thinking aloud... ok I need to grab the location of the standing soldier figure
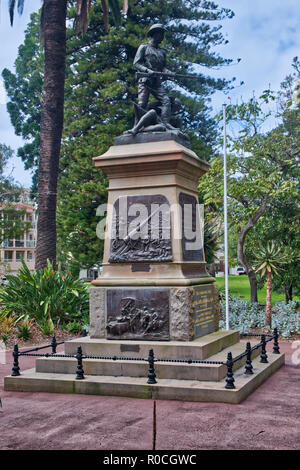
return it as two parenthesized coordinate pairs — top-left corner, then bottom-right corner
(133, 24), (175, 127)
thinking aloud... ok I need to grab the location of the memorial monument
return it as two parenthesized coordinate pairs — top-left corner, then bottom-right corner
(4, 24), (284, 403)
(89, 23), (219, 343)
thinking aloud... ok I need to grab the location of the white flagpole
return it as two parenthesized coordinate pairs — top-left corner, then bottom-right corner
(223, 103), (230, 330)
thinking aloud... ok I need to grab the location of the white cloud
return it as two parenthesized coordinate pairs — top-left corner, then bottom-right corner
(210, 0), (300, 112)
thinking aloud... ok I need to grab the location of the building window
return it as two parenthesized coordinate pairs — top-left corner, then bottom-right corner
(4, 251), (13, 262)
(27, 252), (34, 262)
(16, 251), (25, 262)
(26, 233), (35, 248)
(15, 239), (25, 248)
(3, 239), (14, 248)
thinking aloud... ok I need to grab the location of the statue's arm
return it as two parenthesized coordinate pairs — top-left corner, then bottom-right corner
(134, 45), (152, 73)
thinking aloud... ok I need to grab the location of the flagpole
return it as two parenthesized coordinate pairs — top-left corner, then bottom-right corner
(223, 103), (230, 331)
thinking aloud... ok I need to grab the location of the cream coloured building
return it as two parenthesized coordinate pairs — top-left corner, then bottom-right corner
(0, 201), (37, 275)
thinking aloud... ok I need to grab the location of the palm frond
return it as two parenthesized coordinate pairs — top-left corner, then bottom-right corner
(8, 0), (16, 26)
(8, 0), (25, 26)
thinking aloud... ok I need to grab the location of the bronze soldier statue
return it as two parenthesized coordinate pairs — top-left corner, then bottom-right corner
(133, 23), (175, 127)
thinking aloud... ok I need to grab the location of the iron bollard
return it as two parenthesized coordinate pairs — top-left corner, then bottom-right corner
(75, 346), (85, 380)
(273, 328), (280, 354)
(225, 352), (235, 389)
(244, 342), (253, 375)
(11, 344), (20, 376)
(147, 349), (157, 384)
(260, 334), (268, 363)
(51, 335), (57, 354)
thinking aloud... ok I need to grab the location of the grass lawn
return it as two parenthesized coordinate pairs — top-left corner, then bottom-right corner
(215, 275), (294, 305)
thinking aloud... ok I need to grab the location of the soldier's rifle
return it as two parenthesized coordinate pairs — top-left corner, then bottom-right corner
(136, 71), (201, 80)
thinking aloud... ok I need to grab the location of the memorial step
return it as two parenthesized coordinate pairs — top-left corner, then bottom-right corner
(64, 330), (240, 360)
(4, 353), (285, 404)
(35, 341), (262, 382)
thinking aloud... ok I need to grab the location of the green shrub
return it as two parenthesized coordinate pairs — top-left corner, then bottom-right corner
(39, 318), (55, 336)
(67, 320), (83, 335)
(0, 260), (89, 329)
(1, 333), (9, 343)
(17, 316), (33, 340)
(219, 296), (299, 337)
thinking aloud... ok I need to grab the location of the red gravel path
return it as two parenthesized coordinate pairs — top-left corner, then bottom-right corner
(0, 341), (299, 450)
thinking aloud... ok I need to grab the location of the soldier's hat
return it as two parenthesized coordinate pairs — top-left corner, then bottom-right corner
(147, 24), (166, 37)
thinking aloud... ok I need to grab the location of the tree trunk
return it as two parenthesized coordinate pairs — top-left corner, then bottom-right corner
(266, 270), (272, 327)
(284, 283), (293, 303)
(237, 195), (268, 303)
(35, 0), (67, 269)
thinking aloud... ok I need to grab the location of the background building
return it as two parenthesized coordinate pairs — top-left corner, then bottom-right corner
(0, 189), (37, 275)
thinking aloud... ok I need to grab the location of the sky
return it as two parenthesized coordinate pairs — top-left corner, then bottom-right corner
(0, 0), (299, 188)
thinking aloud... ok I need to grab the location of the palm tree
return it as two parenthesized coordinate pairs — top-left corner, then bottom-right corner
(9, 0), (126, 269)
(254, 241), (286, 327)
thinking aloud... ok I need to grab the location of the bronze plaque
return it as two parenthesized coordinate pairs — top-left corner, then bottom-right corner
(193, 285), (215, 338)
(179, 192), (204, 262)
(109, 195), (172, 263)
(106, 288), (170, 340)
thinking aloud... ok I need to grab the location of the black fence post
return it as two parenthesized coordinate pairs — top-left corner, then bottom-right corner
(273, 328), (280, 354)
(75, 346), (85, 380)
(147, 349), (157, 384)
(260, 334), (268, 363)
(225, 352), (235, 389)
(244, 342), (253, 375)
(51, 335), (57, 354)
(11, 344), (20, 376)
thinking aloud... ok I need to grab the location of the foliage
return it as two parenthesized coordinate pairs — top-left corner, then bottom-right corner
(66, 320), (84, 334)
(0, 260), (89, 328)
(17, 316), (33, 340)
(203, 219), (221, 265)
(272, 301), (300, 337)
(199, 59), (300, 302)
(38, 318), (55, 336)
(3, 1), (235, 268)
(253, 240), (288, 325)
(219, 296), (299, 337)
(254, 241), (286, 278)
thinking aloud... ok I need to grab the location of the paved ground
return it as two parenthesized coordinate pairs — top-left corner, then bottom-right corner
(0, 340), (299, 450)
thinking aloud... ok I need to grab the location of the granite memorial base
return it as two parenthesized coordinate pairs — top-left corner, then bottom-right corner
(90, 284), (219, 342)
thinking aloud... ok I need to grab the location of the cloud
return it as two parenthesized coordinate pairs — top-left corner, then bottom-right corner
(210, 0), (300, 113)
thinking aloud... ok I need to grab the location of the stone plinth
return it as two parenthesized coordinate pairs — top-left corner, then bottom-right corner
(92, 135), (217, 340)
(89, 284), (219, 341)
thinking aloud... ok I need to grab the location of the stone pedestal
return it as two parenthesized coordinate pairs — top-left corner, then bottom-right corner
(91, 135), (218, 341)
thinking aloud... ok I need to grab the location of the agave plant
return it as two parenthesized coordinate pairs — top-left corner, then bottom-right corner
(0, 260), (89, 333)
(253, 241), (287, 326)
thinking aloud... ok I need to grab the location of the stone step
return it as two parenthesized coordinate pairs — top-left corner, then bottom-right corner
(4, 353), (285, 404)
(64, 330), (240, 360)
(35, 341), (262, 382)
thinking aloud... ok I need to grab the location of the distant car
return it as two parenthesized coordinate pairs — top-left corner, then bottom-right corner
(236, 267), (246, 275)
(0, 276), (8, 286)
